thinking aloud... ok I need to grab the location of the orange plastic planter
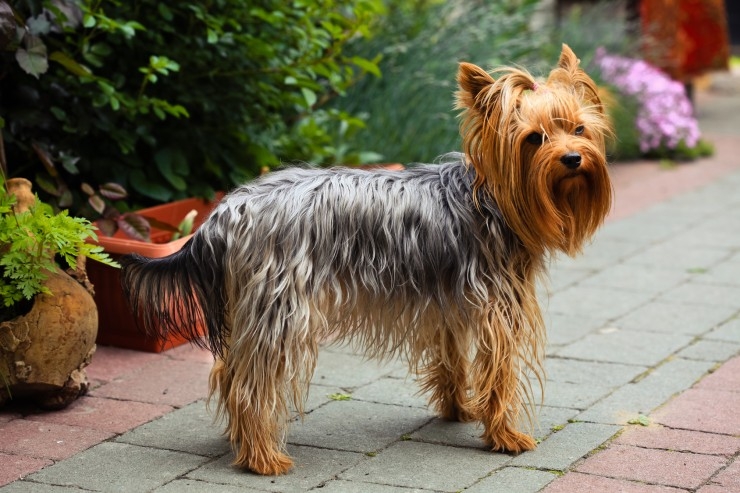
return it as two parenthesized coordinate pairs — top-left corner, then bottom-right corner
(87, 194), (223, 352)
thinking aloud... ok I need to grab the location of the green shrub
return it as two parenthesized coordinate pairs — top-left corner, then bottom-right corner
(332, 0), (546, 164)
(1, 0), (383, 215)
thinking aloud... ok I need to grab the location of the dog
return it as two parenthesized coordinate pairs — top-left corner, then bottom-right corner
(120, 44), (612, 475)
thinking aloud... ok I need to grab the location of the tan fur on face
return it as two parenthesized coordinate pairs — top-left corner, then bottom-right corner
(457, 44), (612, 257)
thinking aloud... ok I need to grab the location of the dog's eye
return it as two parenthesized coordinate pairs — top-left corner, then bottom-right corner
(574, 125), (585, 136)
(525, 132), (543, 146)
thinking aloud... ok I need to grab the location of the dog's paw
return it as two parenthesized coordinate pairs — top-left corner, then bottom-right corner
(485, 429), (537, 454)
(236, 452), (294, 475)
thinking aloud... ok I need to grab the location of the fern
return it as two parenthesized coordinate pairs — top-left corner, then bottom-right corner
(0, 178), (119, 315)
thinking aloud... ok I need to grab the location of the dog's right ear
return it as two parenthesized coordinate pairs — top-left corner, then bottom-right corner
(456, 62), (496, 110)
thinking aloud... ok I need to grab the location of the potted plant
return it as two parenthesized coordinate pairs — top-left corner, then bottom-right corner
(0, 165), (118, 409)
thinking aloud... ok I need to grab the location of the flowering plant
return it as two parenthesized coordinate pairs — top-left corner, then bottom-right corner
(594, 48), (709, 159)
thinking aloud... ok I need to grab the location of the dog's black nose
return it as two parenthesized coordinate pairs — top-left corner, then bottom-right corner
(560, 152), (582, 169)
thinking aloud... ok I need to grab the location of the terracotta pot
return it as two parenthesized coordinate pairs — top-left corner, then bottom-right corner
(0, 269), (98, 409)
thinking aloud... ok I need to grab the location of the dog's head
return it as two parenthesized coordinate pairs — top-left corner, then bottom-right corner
(457, 44), (612, 256)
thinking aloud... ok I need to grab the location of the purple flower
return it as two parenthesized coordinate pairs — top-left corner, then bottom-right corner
(594, 48), (701, 154)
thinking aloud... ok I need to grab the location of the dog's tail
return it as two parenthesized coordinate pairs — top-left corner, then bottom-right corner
(120, 233), (228, 356)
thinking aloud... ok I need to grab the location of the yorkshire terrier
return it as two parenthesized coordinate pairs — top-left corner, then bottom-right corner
(121, 44), (612, 475)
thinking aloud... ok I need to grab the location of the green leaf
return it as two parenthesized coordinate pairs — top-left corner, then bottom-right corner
(327, 393), (351, 401)
(301, 87), (317, 108)
(15, 35), (48, 78)
(627, 414), (651, 427)
(82, 13), (96, 28)
(154, 148), (188, 191)
(49, 51), (92, 77)
(350, 55), (381, 78)
(129, 170), (173, 202)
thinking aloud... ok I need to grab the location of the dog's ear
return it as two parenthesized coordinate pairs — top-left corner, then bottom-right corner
(549, 43), (603, 112)
(456, 62), (496, 110)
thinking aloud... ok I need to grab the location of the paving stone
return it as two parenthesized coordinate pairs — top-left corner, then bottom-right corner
(555, 327), (692, 366)
(509, 422), (620, 471)
(696, 355), (740, 391)
(302, 383), (345, 414)
(311, 351), (400, 388)
(23, 396), (173, 434)
(464, 467), (556, 493)
(339, 441), (509, 492)
(85, 345), (164, 385)
(288, 400), (433, 453)
(116, 401), (230, 457)
(616, 425), (740, 456)
(0, 453), (52, 487)
(317, 479), (433, 493)
(546, 285), (651, 320)
(654, 388), (740, 435)
(575, 444), (727, 489)
(545, 266), (594, 292)
(614, 301), (737, 336)
(543, 471), (687, 493)
(577, 358), (715, 424)
(153, 479), (264, 493)
(534, 406), (580, 440)
(706, 317), (740, 343)
(351, 377), (429, 409)
(544, 312), (610, 347)
(187, 444), (364, 493)
(578, 262), (689, 294)
(545, 358), (647, 388)
(698, 258), (740, 285)
(0, 420), (113, 461)
(622, 242), (730, 271)
(162, 344), (216, 364)
(698, 459), (740, 493)
(539, 380), (614, 410)
(0, 412), (20, 425)
(27, 442), (209, 492)
(551, 237), (644, 270)
(0, 482), (88, 492)
(678, 339), (740, 362)
(91, 358), (211, 407)
(659, 281), (740, 308)
(410, 418), (485, 449)
(597, 212), (687, 244)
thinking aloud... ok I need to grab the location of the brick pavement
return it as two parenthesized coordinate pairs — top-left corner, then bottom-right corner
(1, 73), (739, 491)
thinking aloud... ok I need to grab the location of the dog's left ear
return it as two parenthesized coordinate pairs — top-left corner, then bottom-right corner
(550, 44), (603, 112)
(456, 62), (496, 111)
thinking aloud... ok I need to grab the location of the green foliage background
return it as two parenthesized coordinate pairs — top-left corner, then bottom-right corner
(1, 0), (383, 214)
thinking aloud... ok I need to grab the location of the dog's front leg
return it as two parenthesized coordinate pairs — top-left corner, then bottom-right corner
(468, 313), (537, 454)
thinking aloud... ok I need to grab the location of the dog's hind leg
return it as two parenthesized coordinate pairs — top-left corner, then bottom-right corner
(417, 321), (473, 422)
(209, 348), (294, 475)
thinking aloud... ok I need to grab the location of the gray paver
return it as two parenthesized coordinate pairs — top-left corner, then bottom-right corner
(153, 479), (264, 493)
(311, 351), (402, 388)
(317, 480), (433, 492)
(288, 400), (433, 453)
(622, 242), (730, 271)
(555, 326), (693, 366)
(116, 401), (230, 457)
(0, 483), (86, 493)
(659, 282), (740, 308)
(545, 358), (647, 388)
(187, 444), (364, 493)
(339, 441), (509, 492)
(578, 262), (689, 294)
(545, 312), (610, 347)
(706, 317), (740, 343)
(614, 300), (737, 335)
(351, 377), (429, 409)
(677, 339), (740, 362)
(26, 442), (209, 492)
(577, 357), (716, 424)
(465, 467), (557, 493)
(546, 285), (652, 320)
(509, 422), (620, 471)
